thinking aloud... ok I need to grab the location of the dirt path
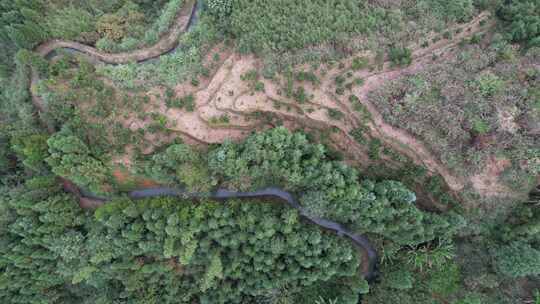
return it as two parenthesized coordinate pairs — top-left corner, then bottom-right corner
(30, 6), (494, 200)
(30, 0), (196, 117)
(36, 0), (196, 64)
(177, 12), (492, 193)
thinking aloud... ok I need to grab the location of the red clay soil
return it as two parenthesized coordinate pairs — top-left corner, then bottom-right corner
(30, 7), (514, 206)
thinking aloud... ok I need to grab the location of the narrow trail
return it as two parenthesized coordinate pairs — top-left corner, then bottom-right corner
(28, 0), (379, 286)
(81, 187), (379, 281)
(36, 0), (197, 64)
(30, 0), (197, 116)
(28, 2), (498, 291)
(343, 12), (493, 192)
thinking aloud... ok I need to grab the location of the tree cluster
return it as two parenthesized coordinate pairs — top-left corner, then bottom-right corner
(208, 127), (464, 246)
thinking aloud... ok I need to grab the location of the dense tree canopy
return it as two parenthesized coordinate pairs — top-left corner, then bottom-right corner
(208, 127), (464, 246)
(0, 0), (538, 303)
(46, 132), (110, 194)
(227, 0), (379, 53)
(0, 170), (365, 303)
(498, 0), (540, 45)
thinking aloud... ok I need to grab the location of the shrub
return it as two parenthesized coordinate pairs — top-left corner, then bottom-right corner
(47, 7), (96, 40)
(368, 138), (382, 160)
(293, 86), (308, 103)
(327, 108), (344, 120)
(385, 269), (414, 290)
(492, 241), (540, 278)
(497, 0), (540, 44)
(296, 71), (319, 84)
(183, 94), (195, 111)
(351, 57), (369, 70)
(475, 72), (503, 97)
(389, 46), (412, 66)
(207, 0), (233, 19)
(472, 118), (490, 135)
(254, 81), (265, 92)
(46, 132), (109, 194)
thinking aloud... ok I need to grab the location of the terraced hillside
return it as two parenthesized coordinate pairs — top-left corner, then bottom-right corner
(1, 0), (539, 303)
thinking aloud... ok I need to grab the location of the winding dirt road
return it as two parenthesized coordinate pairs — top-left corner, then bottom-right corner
(30, 1), (493, 199)
(26, 2), (504, 291)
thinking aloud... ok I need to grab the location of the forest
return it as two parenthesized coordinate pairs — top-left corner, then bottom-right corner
(0, 0), (539, 303)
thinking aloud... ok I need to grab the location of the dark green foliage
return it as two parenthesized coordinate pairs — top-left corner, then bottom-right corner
(365, 240), (463, 304)
(296, 71), (319, 84)
(491, 241), (540, 278)
(368, 138), (382, 160)
(350, 127), (368, 145)
(46, 131), (110, 194)
(293, 86), (308, 103)
(0, 176), (87, 303)
(146, 144), (213, 191)
(10, 133), (49, 171)
(327, 108), (344, 120)
(498, 0), (540, 45)
(207, 0), (233, 19)
(292, 274), (366, 304)
(208, 127), (462, 246)
(0, 166), (362, 303)
(385, 269), (414, 290)
(91, 197), (361, 303)
(389, 46), (412, 66)
(428, 0), (474, 22)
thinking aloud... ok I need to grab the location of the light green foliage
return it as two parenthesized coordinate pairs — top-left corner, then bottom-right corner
(146, 144), (213, 191)
(200, 253), (223, 292)
(472, 118), (490, 135)
(475, 72), (503, 97)
(10, 133), (49, 171)
(144, 0), (184, 45)
(229, 0), (378, 53)
(46, 132), (109, 194)
(351, 57), (369, 71)
(100, 14), (218, 87)
(47, 7), (96, 40)
(315, 297), (338, 304)
(299, 191), (329, 218)
(15, 49), (48, 75)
